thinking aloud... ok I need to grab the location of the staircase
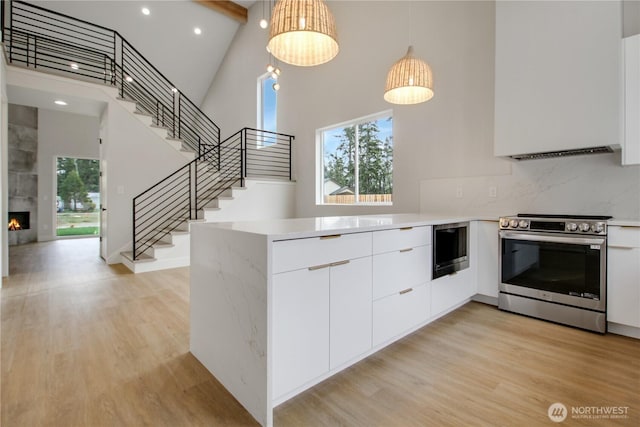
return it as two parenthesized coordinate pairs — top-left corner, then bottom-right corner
(2, 0), (294, 272)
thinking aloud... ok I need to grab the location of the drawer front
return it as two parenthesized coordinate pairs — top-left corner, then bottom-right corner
(608, 226), (640, 248)
(372, 245), (431, 300)
(372, 226), (431, 254)
(373, 283), (430, 347)
(272, 232), (372, 274)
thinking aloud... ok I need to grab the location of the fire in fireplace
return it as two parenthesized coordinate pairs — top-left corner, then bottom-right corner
(8, 212), (30, 231)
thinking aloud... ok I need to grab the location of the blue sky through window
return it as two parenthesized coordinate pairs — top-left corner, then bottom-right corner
(262, 76), (277, 134)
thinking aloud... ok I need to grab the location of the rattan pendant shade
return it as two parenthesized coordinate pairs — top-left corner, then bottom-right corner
(384, 46), (434, 105)
(267, 0), (339, 67)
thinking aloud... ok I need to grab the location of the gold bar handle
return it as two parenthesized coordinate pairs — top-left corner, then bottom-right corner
(308, 263), (331, 271)
(330, 260), (350, 267)
(399, 288), (413, 295)
(399, 227), (413, 231)
(399, 248), (413, 253)
(320, 234), (342, 240)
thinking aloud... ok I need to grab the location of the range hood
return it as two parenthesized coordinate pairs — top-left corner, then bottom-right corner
(508, 146), (615, 161)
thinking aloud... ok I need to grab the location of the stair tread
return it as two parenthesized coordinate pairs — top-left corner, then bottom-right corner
(116, 97), (137, 104)
(153, 242), (175, 249)
(134, 110), (152, 117)
(159, 228), (189, 235)
(121, 251), (155, 263)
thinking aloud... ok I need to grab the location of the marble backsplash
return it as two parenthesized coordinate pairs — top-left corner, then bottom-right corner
(420, 151), (640, 220)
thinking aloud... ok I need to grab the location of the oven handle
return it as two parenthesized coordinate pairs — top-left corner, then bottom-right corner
(499, 231), (606, 246)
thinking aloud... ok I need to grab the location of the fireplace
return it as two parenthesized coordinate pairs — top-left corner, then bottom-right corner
(8, 211), (30, 231)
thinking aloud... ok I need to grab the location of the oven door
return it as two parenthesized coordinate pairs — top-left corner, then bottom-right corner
(499, 231), (606, 311)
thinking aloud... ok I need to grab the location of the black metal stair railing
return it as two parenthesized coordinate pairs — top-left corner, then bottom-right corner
(1, 1), (294, 261)
(1, 0), (221, 154)
(132, 128), (294, 260)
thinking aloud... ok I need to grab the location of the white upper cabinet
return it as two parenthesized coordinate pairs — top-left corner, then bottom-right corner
(494, 1), (622, 157)
(623, 34), (640, 165)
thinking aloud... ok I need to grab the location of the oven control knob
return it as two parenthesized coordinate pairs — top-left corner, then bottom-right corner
(509, 219), (519, 228)
(591, 222), (605, 233)
(579, 223), (591, 232)
(566, 222), (578, 232)
(518, 220), (529, 229)
(500, 218), (510, 228)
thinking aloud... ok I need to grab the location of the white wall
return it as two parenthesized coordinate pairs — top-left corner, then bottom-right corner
(203, 0), (640, 221)
(37, 109), (100, 241)
(101, 100), (189, 263)
(202, 1), (503, 217)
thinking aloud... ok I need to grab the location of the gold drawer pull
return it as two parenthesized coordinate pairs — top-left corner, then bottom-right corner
(320, 234), (342, 240)
(399, 248), (413, 253)
(330, 260), (350, 267)
(399, 288), (413, 295)
(308, 263), (331, 271)
(399, 227), (413, 231)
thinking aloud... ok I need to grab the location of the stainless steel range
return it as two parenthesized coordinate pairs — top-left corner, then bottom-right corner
(498, 214), (612, 333)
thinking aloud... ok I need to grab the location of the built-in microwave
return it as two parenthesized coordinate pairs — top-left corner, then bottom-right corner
(432, 222), (470, 279)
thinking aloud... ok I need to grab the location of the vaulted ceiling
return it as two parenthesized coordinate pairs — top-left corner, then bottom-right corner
(26, 0), (256, 106)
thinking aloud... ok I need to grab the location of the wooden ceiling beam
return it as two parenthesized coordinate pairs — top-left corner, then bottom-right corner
(194, 0), (248, 24)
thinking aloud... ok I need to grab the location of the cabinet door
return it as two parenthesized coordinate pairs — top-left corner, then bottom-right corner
(476, 221), (499, 298)
(431, 268), (475, 317)
(272, 267), (330, 399)
(373, 245), (430, 299)
(330, 257), (372, 369)
(607, 248), (640, 327)
(373, 283), (430, 347)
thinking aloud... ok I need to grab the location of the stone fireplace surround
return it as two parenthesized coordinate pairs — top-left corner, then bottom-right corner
(8, 104), (38, 246)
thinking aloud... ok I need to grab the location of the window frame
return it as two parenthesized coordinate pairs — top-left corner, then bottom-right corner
(257, 72), (277, 147)
(316, 110), (394, 206)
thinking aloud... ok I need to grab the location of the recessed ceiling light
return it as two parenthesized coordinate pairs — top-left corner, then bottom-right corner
(141, 7), (150, 16)
(125, 76), (134, 83)
(54, 100), (68, 106)
(70, 62), (79, 70)
(194, 27), (202, 35)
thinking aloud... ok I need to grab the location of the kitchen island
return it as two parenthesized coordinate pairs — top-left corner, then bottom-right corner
(190, 214), (482, 427)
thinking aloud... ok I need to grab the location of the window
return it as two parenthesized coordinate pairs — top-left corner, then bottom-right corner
(257, 73), (277, 135)
(318, 111), (393, 205)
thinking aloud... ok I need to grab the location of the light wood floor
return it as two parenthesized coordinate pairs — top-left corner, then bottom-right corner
(2, 239), (639, 426)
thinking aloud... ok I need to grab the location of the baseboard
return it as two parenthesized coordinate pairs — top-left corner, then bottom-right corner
(472, 294), (498, 306)
(607, 322), (640, 339)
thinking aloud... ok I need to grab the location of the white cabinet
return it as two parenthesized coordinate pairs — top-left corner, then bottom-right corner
(607, 226), (640, 328)
(372, 245), (430, 300)
(373, 283), (430, 347)
(431, 267), (476, 317)
(372, 226), (431, 253)
(371, 226), (431, 347)
(272, 232), (371, 274)
(494, 1), (621, 157)
(330, 257), (372, 369)
(272, 233), (373, 398)
(624, 35), (640, 165)
(272, 267), (330, 399)
(476, 220), (499, 299)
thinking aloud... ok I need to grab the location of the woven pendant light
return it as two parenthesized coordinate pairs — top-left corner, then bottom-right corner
(384, 46), (434, 105)
(267, 0), (339, 67)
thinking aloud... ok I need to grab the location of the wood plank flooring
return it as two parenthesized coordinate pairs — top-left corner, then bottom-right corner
(2, 238), (639, 426)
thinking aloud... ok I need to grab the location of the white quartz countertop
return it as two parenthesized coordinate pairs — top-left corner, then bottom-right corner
(609, 219), (640, 227)
(195, 214), (492, 241)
